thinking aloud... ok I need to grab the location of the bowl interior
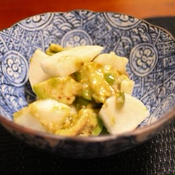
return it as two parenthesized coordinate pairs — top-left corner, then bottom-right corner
(0, 10), (175, 128)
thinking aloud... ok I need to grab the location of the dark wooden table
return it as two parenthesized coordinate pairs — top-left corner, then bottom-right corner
(0, 0), (174, 30)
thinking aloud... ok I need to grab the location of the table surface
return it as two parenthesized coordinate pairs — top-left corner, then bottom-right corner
(0, 0), (175, 30)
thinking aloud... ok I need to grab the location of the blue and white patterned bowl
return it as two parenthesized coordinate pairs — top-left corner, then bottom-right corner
(0, 10), (175, 158)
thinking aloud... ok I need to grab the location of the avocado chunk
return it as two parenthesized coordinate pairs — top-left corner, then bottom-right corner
(33, 76), (82, 105)
(55, 108), (102, 136)
(79, 62), (115, 103)
(46, 43), (64, 55)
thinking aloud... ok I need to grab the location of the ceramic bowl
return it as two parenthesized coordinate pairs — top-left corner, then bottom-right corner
(0, 10), (175, 158)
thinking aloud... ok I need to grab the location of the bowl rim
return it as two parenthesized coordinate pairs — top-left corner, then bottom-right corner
(0, 9), (175, 142)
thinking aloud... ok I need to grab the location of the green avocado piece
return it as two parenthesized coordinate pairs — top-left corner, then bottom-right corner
(79, 62), (115, 103)
(78, 108), (103, 136)
(46, 43), (64, 55)
(33, 76), (82, 105)
(55, 108), (103, 136)
(92, 117), (103, 136)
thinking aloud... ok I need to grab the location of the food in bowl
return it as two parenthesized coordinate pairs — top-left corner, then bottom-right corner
(13, 44), (149, 136)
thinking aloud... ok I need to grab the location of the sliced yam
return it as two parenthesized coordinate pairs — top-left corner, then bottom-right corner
(13, 99), (77, 135)
(29, 99), (71, 134)
(99, 93), (149, 135)
(120, 79), (135, 94)
(13, 107), (46, 132)
(41, 45), (103, 77)
(28, 49), (51, 86)
(94, 52), (128, 74)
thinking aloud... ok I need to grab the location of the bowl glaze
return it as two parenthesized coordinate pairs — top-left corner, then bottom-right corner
(0, 10), (175, 158)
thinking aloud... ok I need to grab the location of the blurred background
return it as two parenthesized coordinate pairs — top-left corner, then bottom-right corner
(0, 0), (174, 30)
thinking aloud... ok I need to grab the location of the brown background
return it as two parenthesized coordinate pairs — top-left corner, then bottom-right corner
(0, 0), (174, 30)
